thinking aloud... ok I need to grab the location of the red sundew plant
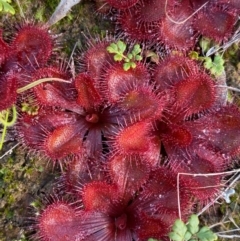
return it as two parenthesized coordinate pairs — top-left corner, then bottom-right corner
(0, 24), (53, 111)
(17, 39), (167, 160)
(1, 1), (240, 240)
(109, 0), (240, 50)
(19, 38), (240, 240)
(13, 32), (240, 240)
(35, 167), (192, 241)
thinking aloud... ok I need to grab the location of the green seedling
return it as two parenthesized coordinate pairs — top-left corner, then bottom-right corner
(148, 214), (218, 241)
(203, 55), (224, 77)
(168, 214), (218, 241)
(189, 51), (225, 77)
(0, 0), (15, 14)
(106, 40), (143, 71)
(21, 97), (39, 116)
(189, 37), (225, 77)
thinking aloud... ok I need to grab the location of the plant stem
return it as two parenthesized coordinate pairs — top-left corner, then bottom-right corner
(0, 105), (17, 127)
(0, 109), (9, 150)
(17, 78), (71, 93)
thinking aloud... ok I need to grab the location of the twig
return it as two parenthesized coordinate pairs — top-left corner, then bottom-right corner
(0, 143), (20, 160)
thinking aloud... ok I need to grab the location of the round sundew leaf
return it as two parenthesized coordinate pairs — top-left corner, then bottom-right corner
(159, 3), (196, 50)
(83, 41), (114, 81)
(45, 123), (84, 160)
(109, 154), (150, 194)
(38, 202), (80, 241)
(218, 0), (240, 12)
(10, 25), (53, 69)
(168, 150), (224, 202)
(31, 67), (79, 111)
(136, 0), (166, 22)
(115, 121), (151, 154)
(134, 211), (170, 241)
(32, 67), (75, 98)
(172, 72), (216, 116)
(117, 9), (160, 41)
(104, 62), (150, 102)
(18, 111), (78, 151)
(82, 181), (118, 213)
(153, 56), (199, 93)
(192, 105), (240, 157)
(106, 0), (139, 9)
(135, 167), (192, 219)
(0, 74), (17, 111)
(75, 73), (102, 110)
(0, 30), (9, 65)
(159, 122), (192, 148)
(120, 87), (164, 121)
(193, 6), (237, 42)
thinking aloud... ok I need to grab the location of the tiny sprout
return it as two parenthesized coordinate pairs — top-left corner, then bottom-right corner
(106, 40), (143, 71)
(30, 199), (42, 211)
(21, 102), (39, 116)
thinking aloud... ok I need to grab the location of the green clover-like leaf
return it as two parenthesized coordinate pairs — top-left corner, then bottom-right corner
(127, 53), (133, 60)
(132, 44), (141, 55)
(184, 231), (192, 241)
(203, 57), (213, 70)
(169, 219), (188, 241)
(106, 43), (118, 53)
(210, 65), (224, 76)
(114, 53), (123, 61)
(187, 214), (199, 235)
(213, 55), (224, 65)
(107, 41), (142, 71)
(117, 40), (126, 53)
(123, 62), (131, 71)
(135, 55), (143, 61)
(196, 226), (218, 241)
(130, 61), (136, 69)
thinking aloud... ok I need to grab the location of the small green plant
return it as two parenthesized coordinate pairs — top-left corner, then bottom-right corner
(21, 98), (39, 116)
(168, 214), (218, 241)
(0, 0), (15, 14)
(148, 214), (218, 241)
(189, 37), (225, 77)
(203, 54), (224, 77)
(106, 40), (143, 71)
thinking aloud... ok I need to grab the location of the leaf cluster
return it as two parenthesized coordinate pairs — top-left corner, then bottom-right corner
(0, 0), (15, 14)
(189, 51), (224, 77)
(168, 214), (218, 241)
(189, 37), (225, 77)
(21, 101), (39, 116)
(203, 55), (224, 77)
(106, 40), (143, 71)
